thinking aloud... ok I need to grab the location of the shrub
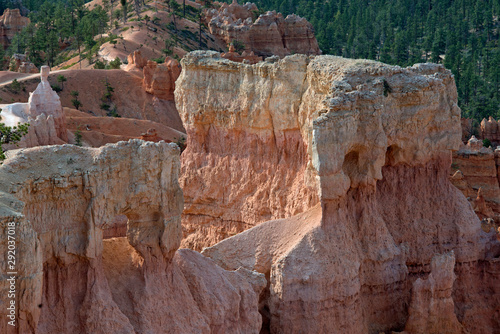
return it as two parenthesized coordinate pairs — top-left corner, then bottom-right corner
(94, 60), (107, 69)
(483, 138), (492, 148)
(10, 79), (21, 93)
(75, 129), (82, 146)
(108, 57), (122, 69)
(51, 84), (62, 92)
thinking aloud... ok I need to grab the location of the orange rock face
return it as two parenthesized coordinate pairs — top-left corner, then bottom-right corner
(480, 116), (500, 145)
(0, 9), (29, 49)
(450, 136), (500, 223)
(405, 252), (467, 334)
(142, 58), (181, 100)
(178, 51), (500, 333)
(125, 50), (148, 70)
(0, 141), (264, 333)
(221, 44), (263, 64)
(205, 2), (321, 58)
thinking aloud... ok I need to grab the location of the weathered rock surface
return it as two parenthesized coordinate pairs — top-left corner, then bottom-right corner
(0, 140), (264, 333)
(480, 116), (500, 145)
(17, 62), (38, 74)
(205, 1), (320, 58)
(405, 251), (467, 334)
(125, 50), (148, 70)
(450, 136), (500, 223)
(0, 9), (29, 49)
(177, 51), (500, 333)
(221, 43), (262, 64)
(142, 58), (181, 101)
(177, 52), (320, 250)
(9, 54), (38, 73)
(1, 66), (68, 149)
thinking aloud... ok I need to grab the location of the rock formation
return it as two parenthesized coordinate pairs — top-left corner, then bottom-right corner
(176, 51), (500, 333)
(405, 252), (467, 334)
(1, 66), (68, 149)
(9, 54), (38, 73)
(450, 136), (500, 223)
(205, 1), (321, 58)
(221, 43), (262, 64)
(142, 58), (181, 101)
(139, 128), (163, 142)
(18, 61), (38, 74)
(125, 50), (148, 70)
(0, 140), (264, 333)
(460, 117), (474, 143)
(0, 9), (29, 49)
(480, 116), (500, 145)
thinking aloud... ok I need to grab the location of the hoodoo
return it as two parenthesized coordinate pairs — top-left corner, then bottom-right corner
(176, 51), (500, 333)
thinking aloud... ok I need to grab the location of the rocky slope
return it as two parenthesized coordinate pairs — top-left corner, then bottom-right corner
(177, 51), (500, 333)
(205, 1), (321, 58)
(0, 140), (264, 333)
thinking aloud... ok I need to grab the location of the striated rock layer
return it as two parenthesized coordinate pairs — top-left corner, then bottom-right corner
(0, 140), (264, 333)
(451, 136), (500, 223)
(177, 52), (320, 250)
(176, 51), (500, 333)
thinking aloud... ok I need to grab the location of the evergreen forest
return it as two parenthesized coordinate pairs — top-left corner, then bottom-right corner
(3, 0), (500, 121)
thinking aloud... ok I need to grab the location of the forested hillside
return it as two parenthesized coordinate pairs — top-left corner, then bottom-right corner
(228, 0), (500, 121)
(4, 0), (500, 120)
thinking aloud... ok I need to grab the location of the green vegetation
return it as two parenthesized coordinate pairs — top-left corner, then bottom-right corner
(57, 75), (67, 91)
(74, 129), (82, 146)
(9, 79), (21, 94)
(8, 0), (109, 67)
(233, 0), (500, 121)
(70, 90), (82, 110)
(483, 138), (492, 147)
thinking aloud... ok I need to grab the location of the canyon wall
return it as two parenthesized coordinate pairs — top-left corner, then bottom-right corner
(176, 52), (320, 250)
(451, 136), (500, 223)
(205, 1), (320, 58)
(177, 51), (500, 333)
(0, 140), (264, 333)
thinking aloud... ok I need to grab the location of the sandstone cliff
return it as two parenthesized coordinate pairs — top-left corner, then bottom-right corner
(205, 1), (320, 58)
(0, 140), (264, 333)
(176, 51), (500, 333)
(451, 136), (500, 223)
